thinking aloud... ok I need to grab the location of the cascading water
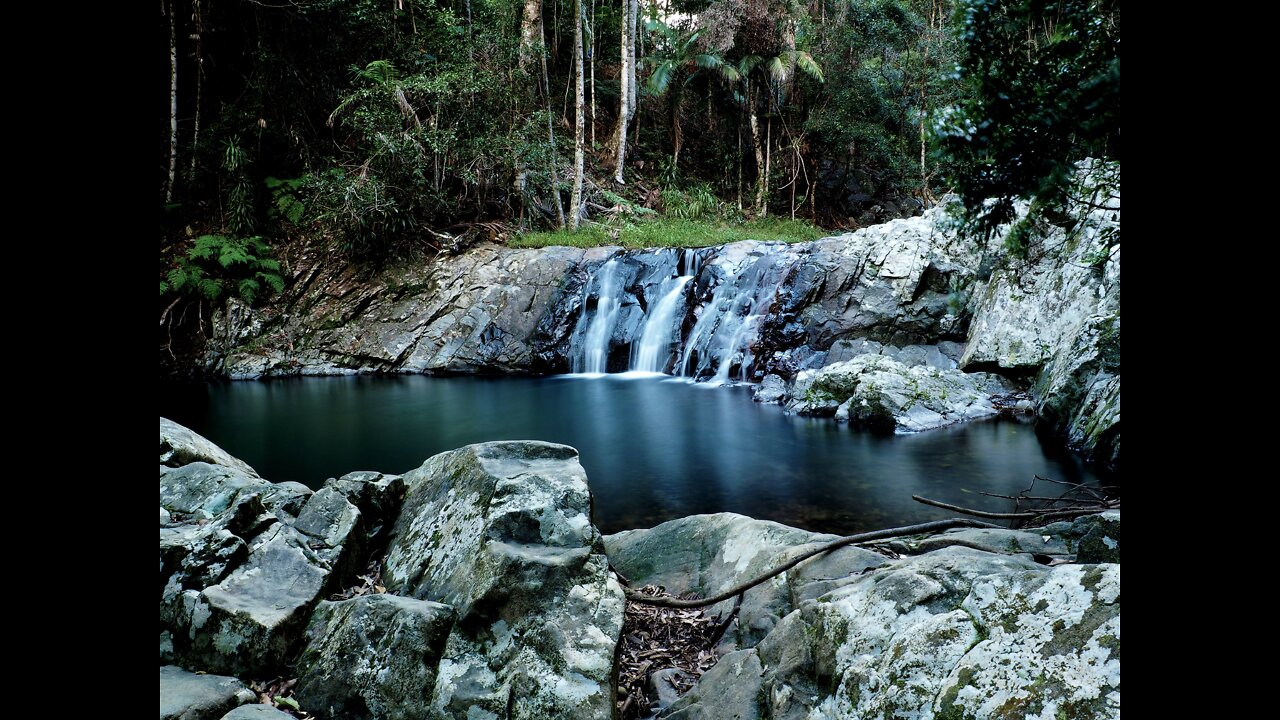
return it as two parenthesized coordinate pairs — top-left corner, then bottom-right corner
(567, 246), (791, 380)
(573, 260), (624, 374)
(631, 276), (692, 373)
(681, 255), (785, 382)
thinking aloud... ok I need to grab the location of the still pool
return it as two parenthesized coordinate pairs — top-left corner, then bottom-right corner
(161, 374), (1110, 535)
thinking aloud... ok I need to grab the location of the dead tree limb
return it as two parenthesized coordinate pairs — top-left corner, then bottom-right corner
(911, 495), (1118, 520)
(624, 518), (998, 608)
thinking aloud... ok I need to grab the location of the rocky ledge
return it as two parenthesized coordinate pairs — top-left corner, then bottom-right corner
(160, 419), (1119, 720)
(200, 172), (1119, 471)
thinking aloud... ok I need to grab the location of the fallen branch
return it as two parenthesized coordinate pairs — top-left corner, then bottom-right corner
(624, 518), (998, 608)
(910, 495), (1118, 520)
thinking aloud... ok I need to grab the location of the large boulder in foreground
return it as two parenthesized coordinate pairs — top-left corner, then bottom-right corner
(161, 418), (260, 477)
(381, 441), (625, 720)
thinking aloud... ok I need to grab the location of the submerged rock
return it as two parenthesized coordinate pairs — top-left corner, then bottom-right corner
(160, 665), (255, 720)
(382, 441), (625, 720)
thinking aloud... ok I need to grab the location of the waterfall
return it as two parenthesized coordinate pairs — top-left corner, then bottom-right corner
(573, 260), (624, 374)
(632, 276), (692, 373)
(681, 255), (784, 382)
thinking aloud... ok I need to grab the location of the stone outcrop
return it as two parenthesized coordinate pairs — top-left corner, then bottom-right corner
(781, 353), (1016, 432)
(381, 441), (625, 720)
(160, 420), (625, 720)
(159, 422), (1119, 719)
(609, 512), (1120, 720)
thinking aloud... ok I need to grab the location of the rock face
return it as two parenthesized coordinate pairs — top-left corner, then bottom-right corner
(160, 422), (378, 677)
(158, 424), (1119, 719)
(960, 174), (1120, 468)
(161, 418), (260, 477)
(159, 665), (255, 720)
(160, 422), (627, 720)
(612, 513), (1120, 720)
(295, 594), (456, 720)
(381, 441), (625, 720)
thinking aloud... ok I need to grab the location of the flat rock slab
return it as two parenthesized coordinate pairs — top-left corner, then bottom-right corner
(159, 666), (254, 720)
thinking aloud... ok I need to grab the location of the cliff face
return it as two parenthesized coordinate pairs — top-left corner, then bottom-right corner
(203, 183), (1119, 469)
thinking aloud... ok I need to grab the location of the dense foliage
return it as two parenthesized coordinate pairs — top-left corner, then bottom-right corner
(935, 0), (1120, 239)
(159, 0), (1119, 308)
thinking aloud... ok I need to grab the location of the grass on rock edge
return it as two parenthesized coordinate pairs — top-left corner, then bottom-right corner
(510, 217), (826, 249)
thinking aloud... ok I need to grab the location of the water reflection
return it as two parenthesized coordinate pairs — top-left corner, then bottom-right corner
(160, 375), (1110, 535)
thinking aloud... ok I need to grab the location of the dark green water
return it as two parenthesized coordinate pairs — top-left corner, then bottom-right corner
(161, 374), (1107, 535)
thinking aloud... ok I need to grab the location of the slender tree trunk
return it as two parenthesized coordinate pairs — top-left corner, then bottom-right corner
(189, 0), (202, 179)
(167, 0), (177, 202)
(569, 0), (586, 230)
(670, 87), (682, 170)
(590, 0), (596, 148)
(634, 3), (642, 148)
(762, 113), (772, 217)
(749, 86), (766, 215)
(541, 9), (566, 228)
(611, 0), (637, 183)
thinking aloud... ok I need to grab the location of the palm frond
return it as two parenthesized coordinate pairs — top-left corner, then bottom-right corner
(794, 51), (825, 83)
(647, 60), (676, 95)
(766, 55), (787, 82)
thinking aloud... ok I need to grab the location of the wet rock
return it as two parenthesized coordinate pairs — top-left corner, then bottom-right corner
(160, 666), (254, 720)
(753, 374), (787, 404)
(295, 594), (455, 720)
(787, 354), (1014, 432)
(382, 441), (624, 720)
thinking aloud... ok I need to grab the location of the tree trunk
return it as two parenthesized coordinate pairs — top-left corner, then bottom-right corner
(167, 0), (177, 203)
(518, 0), (543, 75)
(189, 0), (202, 179)
(569, 0), (586, 230)
(749, 88), (766, 215)
(611, 0), (637, 183)
(670, 87), (683, 170)
(762, 114), (771, 217)
(590, 0), (596, 148)
(541, 7), (565, 228)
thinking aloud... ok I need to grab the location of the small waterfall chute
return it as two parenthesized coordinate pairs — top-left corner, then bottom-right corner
(631, 275), (692, 373)
(572, 260), (624, 374)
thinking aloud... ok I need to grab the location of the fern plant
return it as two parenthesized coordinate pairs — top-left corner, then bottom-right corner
(163, 235), (283, 304)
